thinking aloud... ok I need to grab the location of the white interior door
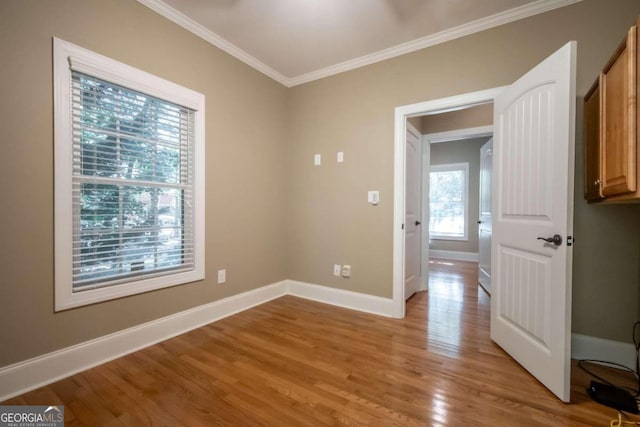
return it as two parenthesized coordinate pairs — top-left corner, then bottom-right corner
(491, 41), (576, 402)
(421, 138), (430, 292)
(405, 122), (422, 300)
(478, 138), (493, 294)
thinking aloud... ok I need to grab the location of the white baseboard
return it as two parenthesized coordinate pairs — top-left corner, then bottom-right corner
(571, 333), (636, 369)
(0, 280), (393, 402)
(430, 250), (478, 262)
(0, 282), (287, 402)
(2, 279), (628, 403)
(285, 280), (395, 318)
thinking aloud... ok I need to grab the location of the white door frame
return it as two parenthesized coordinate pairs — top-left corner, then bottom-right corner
(392, 87), (507, 318)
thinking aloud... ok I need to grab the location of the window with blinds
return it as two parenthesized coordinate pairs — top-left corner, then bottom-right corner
(71, 72), (195, 290)
(54, 38), (205, 311)
(429, 163), (469, 240)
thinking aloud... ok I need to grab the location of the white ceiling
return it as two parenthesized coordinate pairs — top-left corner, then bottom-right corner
(138, 0), (581, 86)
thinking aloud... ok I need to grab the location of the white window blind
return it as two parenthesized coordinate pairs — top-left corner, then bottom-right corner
(71, 71), (196, 290)
(429, 163), (469, 240)
(55, 38), (204, 311)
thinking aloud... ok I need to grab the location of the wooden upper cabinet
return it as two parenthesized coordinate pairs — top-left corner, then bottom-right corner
(584, 18), (640, 203)
(584, 79), (602, 201)
(601, 24), (637, 197)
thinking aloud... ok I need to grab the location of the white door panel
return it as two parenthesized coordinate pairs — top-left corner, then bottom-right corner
(405, 123), (422, 300)
(421, 139), (430, 292)
(478, 139), (493, 294)
(491, 41), (576, 402)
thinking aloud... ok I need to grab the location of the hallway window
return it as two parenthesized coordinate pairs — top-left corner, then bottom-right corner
(429, 162), (469, 241)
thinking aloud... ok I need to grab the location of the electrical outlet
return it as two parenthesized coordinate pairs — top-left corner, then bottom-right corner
(217, 269), (226, 284)
(341, 265), (351, 278)
(333, 264), (341, 276)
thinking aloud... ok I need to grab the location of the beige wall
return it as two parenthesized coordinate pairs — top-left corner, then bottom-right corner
(429, 137), (490, 254)
(287, 0), (640, 343)
(422, 103), (493, 134)
(0, 0), (288, 367)
(2, 0), (640, 370)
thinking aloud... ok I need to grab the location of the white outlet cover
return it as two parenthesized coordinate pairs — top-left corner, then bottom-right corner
(217, 269), (226, 284)
(314, 154), (321, 166)
(341, 265), (351, 278)
(337, 151), (344, 163)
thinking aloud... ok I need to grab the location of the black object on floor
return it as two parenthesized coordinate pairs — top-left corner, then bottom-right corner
(587, 381), (639, 414)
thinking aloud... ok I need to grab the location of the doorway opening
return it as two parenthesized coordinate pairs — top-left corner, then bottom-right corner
(404, 106), (494, 302)
(422, 114), (494, 297)
(391, 87), (506, 319)
(394, 42), (576, 402)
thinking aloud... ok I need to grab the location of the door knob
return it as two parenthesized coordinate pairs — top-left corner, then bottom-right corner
(477, 220), (483, 224)
(537, 234), (562, 246)
(415, 220), (421, 226)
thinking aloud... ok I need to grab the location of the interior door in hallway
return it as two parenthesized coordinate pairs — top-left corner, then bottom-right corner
(491, 41), (576, 402)
(478, 138), (493, 294)
(405, 122), (422, 300)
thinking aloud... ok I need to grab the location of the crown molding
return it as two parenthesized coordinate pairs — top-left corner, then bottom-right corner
(137, 0), (582, 88)
(136, 0), (290, 86)
(288, 0), (582, 86)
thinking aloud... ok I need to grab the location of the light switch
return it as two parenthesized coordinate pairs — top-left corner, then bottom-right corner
(333, 264), (341, 276)
(314, 154), (321, 166)
(368, 190), (379, 205)
(337, 151), (344, 163)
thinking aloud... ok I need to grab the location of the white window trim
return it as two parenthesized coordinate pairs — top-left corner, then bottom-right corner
(429, 162), (469, 241)
(53, 38), (205, 311)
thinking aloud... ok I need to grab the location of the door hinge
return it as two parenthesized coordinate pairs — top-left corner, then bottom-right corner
(401, 223), (405, 230)
(567, 235), (574, 247)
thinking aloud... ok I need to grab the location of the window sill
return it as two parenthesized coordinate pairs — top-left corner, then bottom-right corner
(55, 268), (204, 311)
(429, 235), (469, 242)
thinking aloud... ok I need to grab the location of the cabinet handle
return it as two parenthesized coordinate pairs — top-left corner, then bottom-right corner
(594, 179), (600, 186)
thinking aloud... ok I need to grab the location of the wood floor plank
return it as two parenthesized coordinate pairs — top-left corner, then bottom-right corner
(3, 259), (640, 425)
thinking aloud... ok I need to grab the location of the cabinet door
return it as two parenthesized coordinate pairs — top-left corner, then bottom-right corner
(584, 78), (603, 201)
(601, 25), (637, 197)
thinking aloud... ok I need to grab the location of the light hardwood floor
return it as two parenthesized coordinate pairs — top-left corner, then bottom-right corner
(3, 260), (639, 425)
